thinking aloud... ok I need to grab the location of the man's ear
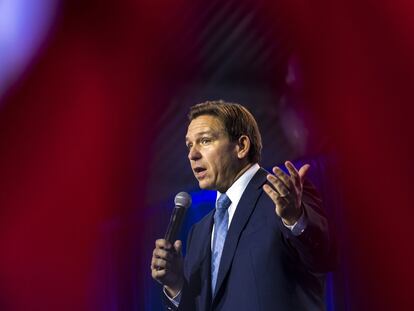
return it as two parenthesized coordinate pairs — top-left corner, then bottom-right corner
(236, 135), (251, 160)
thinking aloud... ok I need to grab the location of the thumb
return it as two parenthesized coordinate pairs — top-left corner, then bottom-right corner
(174, 240), (183, 255)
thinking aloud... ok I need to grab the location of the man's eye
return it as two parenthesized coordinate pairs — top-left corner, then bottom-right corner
(186, 143), (192, 150)
(201, 138), (211, 145)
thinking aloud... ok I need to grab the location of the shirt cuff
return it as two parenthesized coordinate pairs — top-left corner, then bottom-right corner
(282, 211), (307, 236)
(163, 287), (182, 307)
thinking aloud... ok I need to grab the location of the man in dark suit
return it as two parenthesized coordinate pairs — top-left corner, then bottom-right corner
(151, 100), (336, 310)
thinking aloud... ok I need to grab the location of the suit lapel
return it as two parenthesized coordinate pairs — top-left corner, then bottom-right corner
(212, 168), (268, 303)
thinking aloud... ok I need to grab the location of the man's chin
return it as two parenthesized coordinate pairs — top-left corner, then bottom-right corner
(198, 180), (213, 190)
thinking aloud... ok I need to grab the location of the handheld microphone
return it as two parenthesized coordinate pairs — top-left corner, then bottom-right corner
(164, 192), (192, 244)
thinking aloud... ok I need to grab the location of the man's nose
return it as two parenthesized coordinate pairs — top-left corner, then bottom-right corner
(188, 145), (202, 161)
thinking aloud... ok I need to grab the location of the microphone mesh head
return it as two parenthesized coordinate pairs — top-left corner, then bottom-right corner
(174, 192), (192, 208)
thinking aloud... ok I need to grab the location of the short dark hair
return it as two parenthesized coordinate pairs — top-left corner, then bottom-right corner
(188, 100), (262, 163)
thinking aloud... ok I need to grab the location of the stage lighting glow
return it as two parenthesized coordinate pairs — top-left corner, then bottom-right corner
(0, 0), (59, 101)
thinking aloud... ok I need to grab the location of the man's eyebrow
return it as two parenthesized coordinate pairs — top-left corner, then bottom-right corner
(197, 131), (215, 136)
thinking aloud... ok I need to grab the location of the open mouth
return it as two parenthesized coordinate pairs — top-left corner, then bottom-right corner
(193, 167), (207, 178)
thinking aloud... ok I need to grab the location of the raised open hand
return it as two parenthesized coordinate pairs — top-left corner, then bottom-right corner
(263, 161), (310, 225)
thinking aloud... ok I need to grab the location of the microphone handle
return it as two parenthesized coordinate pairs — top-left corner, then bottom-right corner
(164, 206), (186, 244)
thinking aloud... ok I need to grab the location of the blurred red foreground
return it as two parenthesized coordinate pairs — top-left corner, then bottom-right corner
(0, 0), (413, 310)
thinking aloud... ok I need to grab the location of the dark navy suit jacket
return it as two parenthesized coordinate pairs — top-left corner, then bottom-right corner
(165, 168), (336, 311)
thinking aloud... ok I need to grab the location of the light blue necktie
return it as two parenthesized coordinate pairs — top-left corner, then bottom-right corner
(211, 193), (231, 295)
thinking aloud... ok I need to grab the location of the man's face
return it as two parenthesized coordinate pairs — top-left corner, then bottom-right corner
(185, 115), (240, 193)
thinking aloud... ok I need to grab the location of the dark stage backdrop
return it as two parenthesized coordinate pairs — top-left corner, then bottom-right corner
(0, 1), (413, 310)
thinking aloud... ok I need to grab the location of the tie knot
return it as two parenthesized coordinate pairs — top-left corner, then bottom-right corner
(216, 193), (231, 210)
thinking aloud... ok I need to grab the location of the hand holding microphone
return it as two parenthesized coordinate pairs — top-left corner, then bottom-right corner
(151, 192), (191, 297)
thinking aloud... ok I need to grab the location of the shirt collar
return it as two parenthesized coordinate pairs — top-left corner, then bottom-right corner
(216, 163), (260, 208)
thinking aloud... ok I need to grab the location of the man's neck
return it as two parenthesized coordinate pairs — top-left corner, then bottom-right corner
(218, 162), (253, 193)
(233, 162), (254, 183)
